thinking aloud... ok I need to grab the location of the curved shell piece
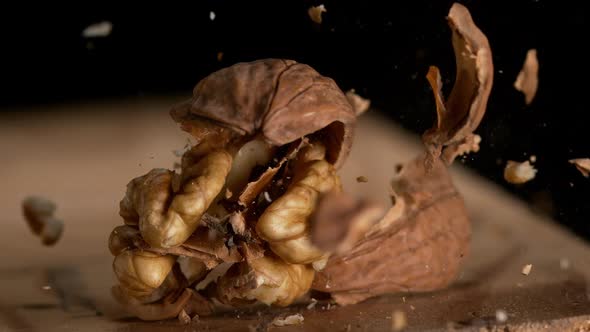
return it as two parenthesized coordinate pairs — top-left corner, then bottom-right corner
(170, 59), (356, 168)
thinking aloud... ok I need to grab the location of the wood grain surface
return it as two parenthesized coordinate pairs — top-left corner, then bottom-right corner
(1, 97), (589, 331)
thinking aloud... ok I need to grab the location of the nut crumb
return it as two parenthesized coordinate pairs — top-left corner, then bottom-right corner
(307, 298), (318, 310)
(391, 310), (407, 331)
(308, 5), (326, 24)
(410, 305), (415, 311)
(42, 285), (51, 291)
(569, 158), (590, 178)
(521, 264), (533, 276)
(356, 176), (368, 183)
(529, 155), (537, 163)
(225, 188), (233, 199)
(504, 160), (537, 184)
(22, 196), (64, 246)
(271, 313), (304, 327)
(495, 309), (508, 323)
(178, 309), (191, 325)
(82, 21), (112, 38)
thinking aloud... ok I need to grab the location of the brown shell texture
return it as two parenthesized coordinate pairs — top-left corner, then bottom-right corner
(422, 3), (493, 165)
(312, 156), (471, 305)
(311, 2), (490, 305)
(170, 59), (356, 169)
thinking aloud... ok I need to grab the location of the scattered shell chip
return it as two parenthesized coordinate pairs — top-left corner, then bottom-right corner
(514, 49), (539, 105)
(271, 313), (304, 327)
(569, 158), (590, 178)
(22, 196), (64, 246)
(225, 188), (233, 199)
(392, 310), (407, 331)
(521, 264), (533, 276)
(308, 5), (327, 24)
(82, 21), (112, 38)
(306, 298), (318, 310)
(495, 309), (508, 323)
(504, 160), (537, 184)
(178, 309), (191, 325)
(346, 89), (371, 115)
(356, 176), (368, 183)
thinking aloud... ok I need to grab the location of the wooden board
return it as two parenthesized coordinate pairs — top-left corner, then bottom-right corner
(1, 97), (589, 331)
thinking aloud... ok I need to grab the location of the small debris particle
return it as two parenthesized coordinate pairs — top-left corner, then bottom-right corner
(345, 324), (352, 332)
(521, 264), (533, 276)
(42, 285), (52, 291)
(271, 313), (304, 327)
(22, 196), (64, 246)
(217, 51), (224, 62)
(356, 176), (368, 183)
(514, 49), (539, 105)
(225, 188), (233, 199)
(560, 258), (570, 270)
(263, 191), (272, 203)
(504, 160), (537, 184)
(178, 309), (191, 325)
(402, 296), (406, 303)
(307, 298), (318, 310)
(391, 310), (407, 331)
(495, 309), (508, 323)
(82, 21), (112, 38)
(569, 158), (590, 178)
(327, 303), (332, 310)
(308, 4), (327, 24)
(410, 305), (415, 311)
(192, 314), (200, 322)
(209, 11), (216, 21)
(529, 155), (537, 163)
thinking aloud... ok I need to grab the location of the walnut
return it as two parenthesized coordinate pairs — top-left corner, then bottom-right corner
(109, 59), (355, 319)
(22, 196), (64, 246)
(108, 2), (490, 319)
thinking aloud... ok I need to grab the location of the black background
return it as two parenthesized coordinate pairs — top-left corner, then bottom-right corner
(1, 1), (589, 240)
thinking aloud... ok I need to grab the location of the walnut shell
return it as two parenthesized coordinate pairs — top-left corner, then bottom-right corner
(312, 156), (471, 305)
(170, 59), (356, 169)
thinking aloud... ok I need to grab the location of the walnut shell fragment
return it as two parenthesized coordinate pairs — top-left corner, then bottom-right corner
(312, 156), (471, 305)
(308, 5), (326, 24)
(22, 196), (64, 246)
(423, 3), (493, 165)
(309, 192), (384, 254)
(514, 49), (539, 105)
(170, 59), (356, 169)
(569, 158), (590, 178)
